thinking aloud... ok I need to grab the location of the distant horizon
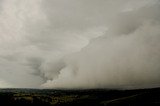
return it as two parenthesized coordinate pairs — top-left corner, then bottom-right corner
(1, 86), (160, 91)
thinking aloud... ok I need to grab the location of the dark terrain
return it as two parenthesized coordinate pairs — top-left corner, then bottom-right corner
(0, 88), (160, 106)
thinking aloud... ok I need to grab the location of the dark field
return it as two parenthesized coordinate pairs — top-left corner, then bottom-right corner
(0, 88), (160, 106)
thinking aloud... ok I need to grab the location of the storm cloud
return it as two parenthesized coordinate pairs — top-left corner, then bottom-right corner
(0, 0), (160, 89)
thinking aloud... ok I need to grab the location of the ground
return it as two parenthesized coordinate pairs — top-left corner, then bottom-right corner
(0, 88), (160, 106)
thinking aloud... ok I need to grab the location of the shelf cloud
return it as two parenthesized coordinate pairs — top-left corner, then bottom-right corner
(0, 0), (160, 89)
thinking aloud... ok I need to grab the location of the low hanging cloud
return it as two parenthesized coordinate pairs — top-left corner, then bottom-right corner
(42, 0), (160, 89)
(0, 0), (160, 89)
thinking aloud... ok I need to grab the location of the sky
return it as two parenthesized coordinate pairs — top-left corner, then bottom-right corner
(0, 0), (160, 89)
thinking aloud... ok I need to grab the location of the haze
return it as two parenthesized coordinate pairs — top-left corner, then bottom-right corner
(0, 0), (160, 89)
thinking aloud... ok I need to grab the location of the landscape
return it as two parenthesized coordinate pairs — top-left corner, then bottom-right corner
(0, 88), (160, 106)
(0, 0), (160, 106)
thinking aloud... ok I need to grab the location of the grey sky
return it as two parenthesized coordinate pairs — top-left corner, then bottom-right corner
(0, 0), (159, 89)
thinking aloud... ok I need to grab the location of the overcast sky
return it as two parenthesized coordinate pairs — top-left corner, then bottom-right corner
(0, 0), (160, 89)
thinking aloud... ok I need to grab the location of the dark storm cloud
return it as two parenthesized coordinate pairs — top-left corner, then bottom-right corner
(0, 0), (159, 89)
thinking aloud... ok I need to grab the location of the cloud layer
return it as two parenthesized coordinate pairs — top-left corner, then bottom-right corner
(0, 0), (160, 89)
